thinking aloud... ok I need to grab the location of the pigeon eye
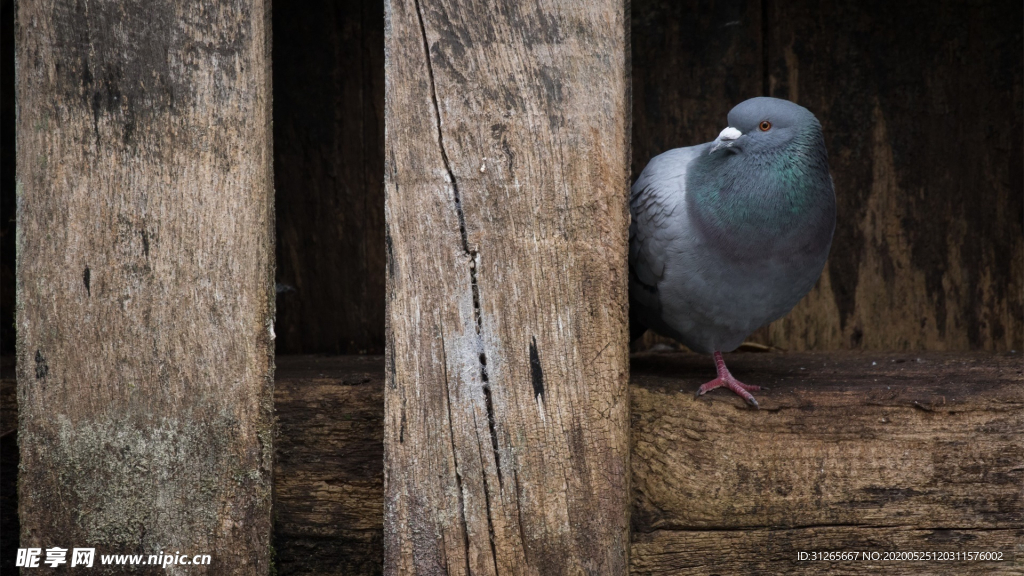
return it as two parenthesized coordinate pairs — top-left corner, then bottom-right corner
(759, 120), (772, 131)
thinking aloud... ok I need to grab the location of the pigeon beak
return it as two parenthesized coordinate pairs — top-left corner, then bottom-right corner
(710, 127), (742, 154)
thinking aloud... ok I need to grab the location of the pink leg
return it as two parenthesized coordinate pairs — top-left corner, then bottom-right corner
(696, 351), (762, 408)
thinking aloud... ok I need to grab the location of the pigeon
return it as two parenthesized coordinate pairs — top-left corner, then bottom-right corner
(629, 97), (836, 408)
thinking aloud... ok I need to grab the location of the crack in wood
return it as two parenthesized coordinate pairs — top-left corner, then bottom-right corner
(413, 0), (504, 566)
(512, 467), (529, 565)
(481, 361), (503, 489)
(473, 410), (501, 574)
(412, 0), (470, 258)
(529, 336), (545, 400)
(399, 396), (406, 444)
(439, 334), (473, 576)
(34, 350), (48, 380)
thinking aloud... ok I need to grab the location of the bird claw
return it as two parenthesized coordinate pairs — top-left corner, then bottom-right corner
(696, 375), (761, 409)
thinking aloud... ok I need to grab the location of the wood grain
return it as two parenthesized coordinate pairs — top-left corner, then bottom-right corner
(628, 351), (1023, 574)
(15, 1), (275, 572)
(4, 353), (1021, 573)
(271, 352), (1022, 574)
(273, 356), (385, 576)
(384, 0), (632, 573)
(273, 0), (386, 355)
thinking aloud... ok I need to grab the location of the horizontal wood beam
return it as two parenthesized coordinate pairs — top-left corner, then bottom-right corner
(269, 353), (1022, 574)
(5, 353), (1020, 573)
(628, 352), (1023, 575)
(272, 356), (385, 575)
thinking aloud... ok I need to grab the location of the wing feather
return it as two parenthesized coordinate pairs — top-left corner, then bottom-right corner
(629, 145), (704, 318)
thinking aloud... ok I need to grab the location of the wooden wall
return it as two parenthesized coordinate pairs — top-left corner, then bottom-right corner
(3, 1), (1020, 356)
(273, 0), (385, 354)
(633, 0), (1023, 352)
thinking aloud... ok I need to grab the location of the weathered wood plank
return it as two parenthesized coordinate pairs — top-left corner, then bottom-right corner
(628, 351), (1023, 574)
(4, 353), (1021, 573)
(630, 352), (1023, 532)
(273, 356), (385, 576)
(273, 0), (385, 354)
(15, 0), (275, 572)
(384, 0), (631, 574)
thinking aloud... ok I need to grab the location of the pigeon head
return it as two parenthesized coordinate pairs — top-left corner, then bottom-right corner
(687, 96), (834, 247)
(709, 97), (822, 156)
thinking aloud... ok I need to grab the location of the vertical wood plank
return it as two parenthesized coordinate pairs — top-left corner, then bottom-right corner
(384, 0), (632, 573)
(16, 0), (274, 572)
(273, 0), (386, 355)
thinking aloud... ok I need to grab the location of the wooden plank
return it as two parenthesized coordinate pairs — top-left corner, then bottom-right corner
(15, 1), (274, 572)
(4, 352), (1022, 573)
(630, 352), (1023, 530)
(628, 351), (1023, 574)
(756, 0), (1024, 351)
(273, 356), (385, 576)
(273, 0), (386, 354)
(384, 0), (632, 571)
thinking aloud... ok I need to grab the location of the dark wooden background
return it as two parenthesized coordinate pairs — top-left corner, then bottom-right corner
(1, 0), (1020, 356)
(272, 0), (386, 355)
(632, 0), (1023, 352)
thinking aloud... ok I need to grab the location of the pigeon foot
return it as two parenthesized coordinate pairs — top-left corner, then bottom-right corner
(695, 351), (761, 408)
